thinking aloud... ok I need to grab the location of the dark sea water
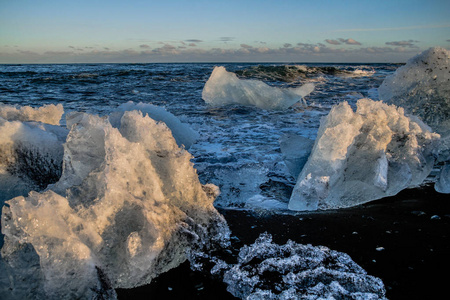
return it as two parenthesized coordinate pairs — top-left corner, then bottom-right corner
(0, 63), (398, 211)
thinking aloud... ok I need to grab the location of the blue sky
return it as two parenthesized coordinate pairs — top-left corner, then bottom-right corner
(1, 0), (449, 63)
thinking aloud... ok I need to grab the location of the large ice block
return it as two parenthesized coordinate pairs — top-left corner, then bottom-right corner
(202, 66), (314, 110)
(289, 99), (440, 211)
(1, 110), (229, 299)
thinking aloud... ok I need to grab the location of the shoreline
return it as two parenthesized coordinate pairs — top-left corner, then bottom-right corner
(117, 184), (450, 299)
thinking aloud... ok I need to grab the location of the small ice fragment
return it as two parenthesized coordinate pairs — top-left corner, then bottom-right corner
(430, 215), (441, 220)
(280, 133), (315, 178)
(412, 211), (426, 216)
(435, 163), (450, 194)
(376, 247), (385, 251)
(195, 232), (387, 299)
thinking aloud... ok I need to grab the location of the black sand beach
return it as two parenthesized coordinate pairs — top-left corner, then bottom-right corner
(117, 184), (450, 300)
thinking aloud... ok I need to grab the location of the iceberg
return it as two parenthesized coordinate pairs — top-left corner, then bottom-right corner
(289, 98), (440, 211)
(190, 233), (387, 299)
(378, 47), (450, 136)
(110, 101), (199, 149)
(202, 66), (315, 110)
(1, 110), (229, 299)
(0, 103), (64, 125)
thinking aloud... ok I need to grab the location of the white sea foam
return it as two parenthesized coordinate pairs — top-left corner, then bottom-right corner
(202, 66), (315, 110)
(289, 98), (440, 211)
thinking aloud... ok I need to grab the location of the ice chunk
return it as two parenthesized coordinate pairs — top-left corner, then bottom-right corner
(289, 99), (440, 211)
(0, 103), (64, 125)
(109, 101), (199, 148)
(378, 47), (450, 136)
(0, 118), (67, 204)
(202, 66), (315, 110)
(435, 163), (450, 193)
(1, 110), (229, 299)
(191, 233), (387, 299)
(280, 133), (315, 179)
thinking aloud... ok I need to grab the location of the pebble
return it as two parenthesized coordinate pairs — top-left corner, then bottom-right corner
(411, 211), (426, 216)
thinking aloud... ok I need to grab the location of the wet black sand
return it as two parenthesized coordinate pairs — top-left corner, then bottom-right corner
(118, 184), (450, 300)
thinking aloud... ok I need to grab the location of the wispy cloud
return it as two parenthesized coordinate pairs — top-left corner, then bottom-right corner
(325, 38), (362, 46)
(185, 39), (203, 43)
(0, 41), (428, 63)
(334, 23), (450, 32)
(385, 40), (419, 48)
(219, 37), (235, 42)
(325, 39), (341, 45)
(339, 38), (361, 45)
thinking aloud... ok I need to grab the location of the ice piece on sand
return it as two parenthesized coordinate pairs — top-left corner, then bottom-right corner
(435, 163), (450, 194)
(109, 101), (199, 149)
(378, 47), (450, 136)
(0, 118), (67, 204)
(0, 103), (64, 125)
(280, 133), (315, 179)
(202, 66), (314, 110)
(1, 110), (229, 299)
(191, 233), (387, 299)
(289, 98), (440, 211)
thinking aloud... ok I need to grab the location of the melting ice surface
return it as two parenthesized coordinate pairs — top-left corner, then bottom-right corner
(190, 233), (387, 299)
(0, 106), (229, 299)
(378, 47), (450, 193)
(289, 98), (440, 211)
(378, 47), (450, 136)
(202, 66), (315, 110)
(0, 104), (67, 204)
(110, 101), (199, 149)
(0, 103), (64, 125)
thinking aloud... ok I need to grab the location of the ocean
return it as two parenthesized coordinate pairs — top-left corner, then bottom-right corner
(0, 63), (397, 210)
(1, 62), (448, 300)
